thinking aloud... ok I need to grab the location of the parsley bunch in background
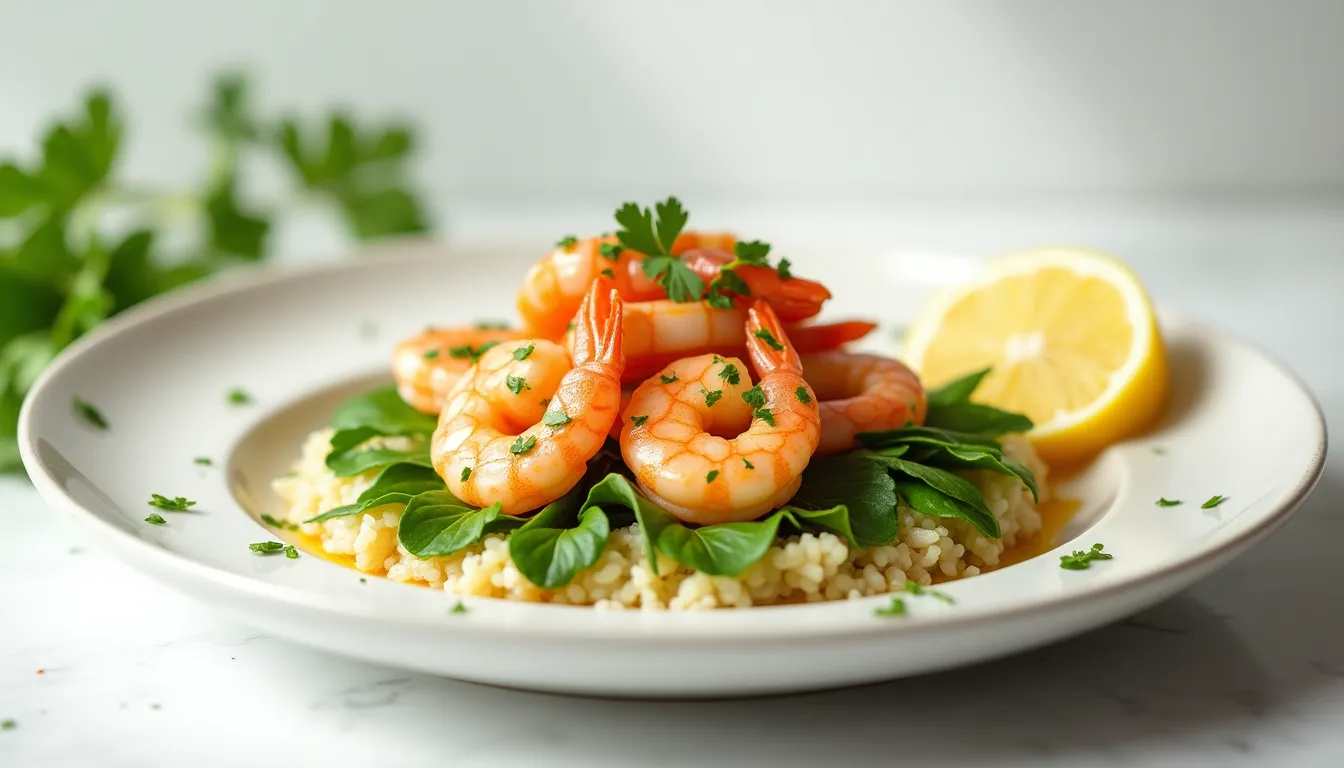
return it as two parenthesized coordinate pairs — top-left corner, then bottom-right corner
(0, 73), (431, 472)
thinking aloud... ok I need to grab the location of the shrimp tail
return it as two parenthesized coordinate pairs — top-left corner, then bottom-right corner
(788, 320), (879, 351)
(570, 282), (625, 371)
(746, 299), (804, 376)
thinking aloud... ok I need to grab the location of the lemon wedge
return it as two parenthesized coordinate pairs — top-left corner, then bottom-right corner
(904, 247), (1168, 463)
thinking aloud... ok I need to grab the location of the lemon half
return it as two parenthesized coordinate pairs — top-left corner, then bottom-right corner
(904, 247), (1168, 463)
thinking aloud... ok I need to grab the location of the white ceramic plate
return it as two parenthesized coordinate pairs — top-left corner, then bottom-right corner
(18, 243), (1326, 697)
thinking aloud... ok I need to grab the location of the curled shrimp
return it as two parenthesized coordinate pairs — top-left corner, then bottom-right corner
(621, 300), (821, 524)
(801, 351), (927, 455)
(392, 327), (522, 413)
(432, 284), (625, 515)
(516, 233), (831, 339)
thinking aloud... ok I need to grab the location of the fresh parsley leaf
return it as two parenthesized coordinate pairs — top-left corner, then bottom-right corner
(144, 513), (166, 525)
(630, 415), (648, 427)
(1, 719), (15, 730)
(777, 258), (793, 280)
(148, 494), (195, 511)
(755, 408), (775, 426)
(598, 243), (624, 261)
(512, 343), (535, 361)
(249, 541), (285, 554)
(706, 292), (735, 309)
(704, 389), (723, 407)
(448, 340), (500, 364)
(753, 328), (784, 351)
(718, 363), (740, 385)
(618, 197), (702, 301)
(732, 240), (771, 266)
(660, 372), (678, 384)
(600, 267), (615, 279)
(506, 374), (528, 395)
(741, 385), (766, 408)
(654, 197), (688, 253)
(226, 388), (252, 405)
(905, 580), (955, 604)
(543, 409), (571, 427)
(706, 470), (720, 483)
(71, 396), (108, 430)
(874, 597), (907, 617)
(1156, 497), (1183, 507)
(261, 513), (298, 531)
(1059, 543), (1112, 570)
(795, 386), (812, 404)
(642, 255), (705, 303)
(555, 235), (577, 250)
(284, 545), (299, 559)
(613, 202), (662, 256)
(460, 466), (471, 482)
(422, 348), (440, 360)
(510, 435), (538, 455)
(450, 601), (468, 614)
(742, 457), (754, 469)
(1202, 495), (1227, 509)
(193, 456), (213, 466)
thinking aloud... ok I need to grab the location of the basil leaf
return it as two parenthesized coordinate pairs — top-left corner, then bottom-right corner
(923, 402), (1033, 437)
(329, 387), (436, 436)
(925, 367), (990, 408)
(306, 462), (446, 522)
(790, 455), (899, 548)
(934, 446), (1038, 502)
(398, 494), (515, 558)
(893, 479), (1000, 538)
(777, 504), (859, 548)
(509, 506), (611, 588)
(325, 427), (432, 476)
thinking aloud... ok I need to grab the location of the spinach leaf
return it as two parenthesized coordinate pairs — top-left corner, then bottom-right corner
(329, 386), (437, 436)
(325, 426), (432, 476)
(509, 506), (611, 588)
(651, 513), (787, 576)
(933, 446), (1038, 502)
(306, 462), (446, 522)
(398, 493), (519, 558)
(777, 504), (859, 547)
(893, 479), (1000, 538)
(790, 455), (900, 547)
(873, 456), (994, 519)
(925, 367), (990, 409)
(923, 402), (1033, 437)
(856, 425), (1003, 453)
(579, 472), (669, 574)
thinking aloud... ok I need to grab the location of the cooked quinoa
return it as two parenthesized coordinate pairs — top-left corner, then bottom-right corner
(273, 429), (1049, 610)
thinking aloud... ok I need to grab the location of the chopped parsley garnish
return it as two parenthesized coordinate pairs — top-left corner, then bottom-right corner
(1, 719), (14, 730)
(706, 240), (772, 306)
(422, 348), (440, 360)
(449, 340), (500, 364)
(742, 457), (754, 469)
(148, 494), (196, 511)
(706, 470), (720, 483)
(712, 354), (725, 363)
(741, 385), (766, 408)
(474, 320), (511, 330)
(284, 545), (299, 559)
(755, 408), (776, 427)
(753, 328), (784, 351)
(555, 235), (578, 250)
(144, 513), (166, 525)
(72, 397), (108, 430)
(1059, 543), (1113, 570)
(600, 267), (615, 279)
(905, 580), (955, 604)
(630, 415), (649, 427)
(512, 343), (535, 361)
(1156, 497), (1182, 507)
(450, 601), (468, 614)
(874, 597), (907, 617)
(704, 389), (723, 407)
(777, 258), (793, 280)
(460, 467), (471, 482)
(227, 388), (252, 405)
(733, 240), (771, 265)
(660, 372), (678, 384)
(249, 541), (285, 554)
(598, 243), (624, 261)
(795, 386), (813, 404)
(261, 514), (298, 531)
(543, 409), (571, 427)
(359, 578), (367, 584)
(510, 435), (538, 455)
(194, 457), (213, 466)
(506, 375), (528, 395)
(1202, 495), (1227, 509)
(617, 197), (703, 302)
(718, 363), (740, 385)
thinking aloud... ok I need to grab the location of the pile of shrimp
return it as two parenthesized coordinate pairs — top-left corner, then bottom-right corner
(393, 231), (927, 525)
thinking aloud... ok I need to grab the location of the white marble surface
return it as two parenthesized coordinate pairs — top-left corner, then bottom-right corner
(3, 203), (1343, 767)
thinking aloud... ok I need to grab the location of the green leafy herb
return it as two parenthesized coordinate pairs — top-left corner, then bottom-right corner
(880, 458), (1000, 538)
(618, 197), (703, 302)
(144, 513), (166, 525)
(791, 455), (899, 548)
(795, 386), (812, 404)
(598, 243), (624, 261)
(543, 408), (571, 427)
(510, 435), (538, 455)
(1060, 542), (1113, 570)
(460, 466), (471, 482)
(660, 372), (678, 384)
(512, 343), (535, 361)
(777, 258), (793, 280)
(905, 580), (955, 604)
(71, 397), (108, 430)
(226, 388), (252, 406)
(555, 235), (577, 250)
(450, 601), (468, 614)
(755, 408), (775, 427)
(329, 387), (437, 436)
(307, 461), (444, 521)
(284, 545), (299, 559)
(630, 415), (649, 427)
(1202, 495), (1227, 509)
(733, 240), (772, 265)
(148, 494), (195, 511)
(193, 456), (213, 466)
(706, 470), (720, 483)
(742, 457), (754, 469)
(753, 328), (784, 351)
(874, 597), (907, 617)
(704, 389), (723, 407)
(919, 367), (1034, 437)
(322, 388), (439, 477)
(249, 541), (285, 554)
(1156, 497), (1182, 507)
(422, 348), (440, 360)
(509, 503), (609, 588)
(925, 368), (991, 409)
(741, 385), (766, 408)
(506, 374), (528, 395)
(261, 513), (299, 531)
(324, 427), (433, 477)
(600, 267), (615, 279)
(718, 363), (740, 386)
(398, 494), (518, 557)
(1, 719), (15, 730)
(448, 340), (500, 364)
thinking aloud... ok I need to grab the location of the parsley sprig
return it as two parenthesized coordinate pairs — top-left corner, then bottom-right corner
(615, 197), (703, 302)
(1059, 543), (1113, 570)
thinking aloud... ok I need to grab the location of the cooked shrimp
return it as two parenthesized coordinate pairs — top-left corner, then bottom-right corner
(801, 351), (927, 455)
(432, 284), (624, 515)
(391, 326), (522, 413)
(621, 300), (821, 524)
(516, 233), (831, 339)
(570, 300), (879, 382)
